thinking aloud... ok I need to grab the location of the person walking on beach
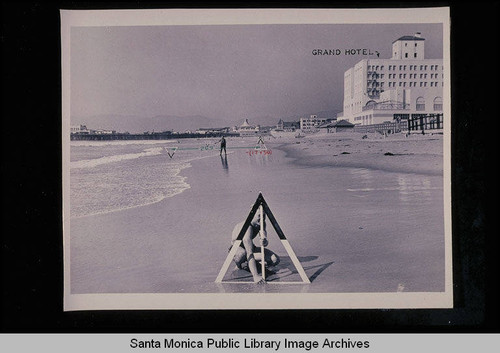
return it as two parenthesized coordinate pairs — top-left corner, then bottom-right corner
(230, 213), (280, 284)
(219, 136), (227, 155)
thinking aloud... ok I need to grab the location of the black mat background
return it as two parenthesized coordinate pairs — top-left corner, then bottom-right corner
(2, 1), (498, 333)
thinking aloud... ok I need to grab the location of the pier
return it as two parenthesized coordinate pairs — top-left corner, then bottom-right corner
(70, 131), (239, 141)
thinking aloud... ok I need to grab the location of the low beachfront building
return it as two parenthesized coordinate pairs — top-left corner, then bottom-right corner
(319, 119), (354, 133)
(196, 127), (230, 135)
(94, 129), (116, 135)
(300, 115), (333, 133)
(351, 87), (443, 125)
(235, 119), (260, 136)
(276, 119), (300, 132)
(70, 124), (89, 134)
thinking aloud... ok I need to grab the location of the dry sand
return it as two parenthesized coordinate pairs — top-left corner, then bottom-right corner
(273, 131), (443, 176)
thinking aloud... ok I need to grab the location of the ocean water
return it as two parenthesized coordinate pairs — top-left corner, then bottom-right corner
(69, 137), (265, 218)
(70, 139), (211, 218)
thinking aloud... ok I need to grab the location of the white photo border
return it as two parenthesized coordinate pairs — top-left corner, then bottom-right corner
(61, 7), (452, 311)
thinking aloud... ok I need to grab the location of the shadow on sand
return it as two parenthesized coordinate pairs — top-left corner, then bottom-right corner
(223, 255), (334, 284)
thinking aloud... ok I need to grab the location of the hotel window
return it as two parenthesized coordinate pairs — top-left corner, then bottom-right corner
(405, 53), (408, 58)
(399, 65), (403, 70)
(416, 97), (425, 111)
(381, 66), (384, 70)
(414, 53), (417, 58)
(415, 43), (418, 47)
(420, 82), (423, 87)
(420, 65), (424, 70)
(433, 97), (443, 111)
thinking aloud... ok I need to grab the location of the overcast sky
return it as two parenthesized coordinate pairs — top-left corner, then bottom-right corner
(70, 23), (443, 123)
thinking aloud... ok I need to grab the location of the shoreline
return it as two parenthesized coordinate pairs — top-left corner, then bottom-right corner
(70, 133), (445, 294)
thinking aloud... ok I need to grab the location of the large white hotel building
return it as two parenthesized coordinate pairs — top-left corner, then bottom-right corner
(339, 32), (443, 125)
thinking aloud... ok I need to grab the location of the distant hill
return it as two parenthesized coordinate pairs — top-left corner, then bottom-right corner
(71, 114), (231, 133)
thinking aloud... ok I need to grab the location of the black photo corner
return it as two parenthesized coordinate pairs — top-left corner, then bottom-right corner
(1, 1), (498, 333)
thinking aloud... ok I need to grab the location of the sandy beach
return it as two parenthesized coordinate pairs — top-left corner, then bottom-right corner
(275, 131), (443, 176)
(70, 132), (445, 295)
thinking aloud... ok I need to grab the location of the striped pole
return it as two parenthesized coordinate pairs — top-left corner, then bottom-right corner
(259, 204), (265, 281)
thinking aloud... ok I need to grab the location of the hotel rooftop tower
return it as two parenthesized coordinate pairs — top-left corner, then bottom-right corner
(391, 32), (425, 60)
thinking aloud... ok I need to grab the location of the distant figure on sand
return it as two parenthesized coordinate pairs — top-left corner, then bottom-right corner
(219, 136), (227, 155)
(230, 213), (280, 284)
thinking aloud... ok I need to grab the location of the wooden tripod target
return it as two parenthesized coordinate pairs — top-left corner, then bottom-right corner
(215, 193), (310, 284)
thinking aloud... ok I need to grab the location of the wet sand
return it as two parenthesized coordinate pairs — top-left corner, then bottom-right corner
(70, 132), (445, 295)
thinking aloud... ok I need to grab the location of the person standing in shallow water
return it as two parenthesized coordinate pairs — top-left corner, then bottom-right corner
(219, 136), (227, 155)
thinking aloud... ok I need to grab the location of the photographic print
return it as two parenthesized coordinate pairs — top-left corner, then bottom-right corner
(61, 8), (452, 310)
